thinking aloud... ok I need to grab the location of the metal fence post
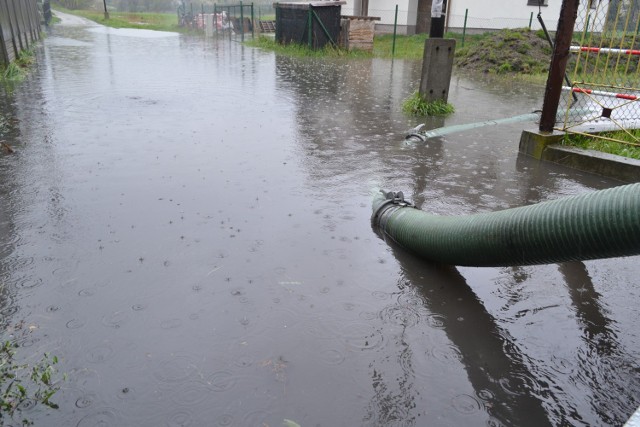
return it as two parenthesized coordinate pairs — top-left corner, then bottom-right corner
(540, 0), (580, 133)
(585, 14), (590, 38)
(392, 4), (398, 57)
(529, 11), (533, 30)
(462, 8), (468, 47)
(307, 6), (312, 48)
(240, 1), (244, 42)
(214, 3), (218, 35)
(228, 6), (232, 40)
(251, 2), (254, 39)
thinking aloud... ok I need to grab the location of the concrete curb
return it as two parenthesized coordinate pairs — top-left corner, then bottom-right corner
(519, 129), (640, 183)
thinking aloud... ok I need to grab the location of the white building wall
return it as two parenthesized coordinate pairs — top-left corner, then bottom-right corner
(343, 0), (609, 34)
(342, 0), (413, 26)
(447, 0), (563, 31)
(447, 0), (607, 33)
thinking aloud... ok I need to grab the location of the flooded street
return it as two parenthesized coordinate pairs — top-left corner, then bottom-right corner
(1, 14), (639, 426)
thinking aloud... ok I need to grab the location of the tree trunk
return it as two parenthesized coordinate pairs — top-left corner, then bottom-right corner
(416, 0), (432, 34)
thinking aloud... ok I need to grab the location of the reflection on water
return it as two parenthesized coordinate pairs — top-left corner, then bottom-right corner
(559, 262), (640, 426)
(378, 241), (552, 426)
(0, 11), (638, 426)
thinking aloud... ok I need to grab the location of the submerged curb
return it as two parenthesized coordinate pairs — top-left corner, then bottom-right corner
(519, 129), (640, 183)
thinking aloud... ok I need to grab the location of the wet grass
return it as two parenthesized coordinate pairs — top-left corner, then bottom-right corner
(372, 31), (486, 60)
(246, 36), (373, 58)
(247, 31), (487, 61)
(402, 91), (455, 117)
(53, 7), (193, 33)
(1, 48), (36, 85)
(372, 33), (428, 60)
(248, 30), (552, 86)
(561, 130), (640, 159)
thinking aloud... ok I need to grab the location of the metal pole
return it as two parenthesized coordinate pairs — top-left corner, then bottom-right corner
(103, 0), (109, 19)
(529, 11), (533, 30)
(585, 13), (590, 38)
(540, 0), (580, 133)
(307, 6), (312, 48)
(392, 4), (398, 56)
(538, 12), (576, 102)
(251, 3), (254, 39)
(462, 8), (468, 47)
(214, 3), (218, 35)
(240, 1), (244, 42)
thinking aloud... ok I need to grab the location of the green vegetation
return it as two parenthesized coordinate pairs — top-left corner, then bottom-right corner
(1, 48), (36, 84)
(455, 28), (551, 75)
(0, 340), (63, 424)
(561, 130), (640, 159)
(246, 36), (372, 58)
(372, 33), (427, 60)
(402, 91), (455, 117)
(53, 0), (174, 13)
(372, 31), (487, 60)
(248, 28), (552, 83)
(56, 8), (185, 32)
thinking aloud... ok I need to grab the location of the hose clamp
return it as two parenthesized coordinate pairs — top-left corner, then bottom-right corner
(371, 191), (415, 226)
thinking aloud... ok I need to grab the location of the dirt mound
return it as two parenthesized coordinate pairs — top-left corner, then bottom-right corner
(455, 28), (552, 75)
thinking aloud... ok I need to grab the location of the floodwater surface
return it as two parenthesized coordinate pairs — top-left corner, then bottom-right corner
(0, 13), (639, 427)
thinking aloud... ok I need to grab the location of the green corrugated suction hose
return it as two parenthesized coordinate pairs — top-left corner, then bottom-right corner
(372, 184), (640, 267)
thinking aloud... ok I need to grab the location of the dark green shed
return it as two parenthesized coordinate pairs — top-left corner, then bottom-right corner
(274, 1), (346, 49)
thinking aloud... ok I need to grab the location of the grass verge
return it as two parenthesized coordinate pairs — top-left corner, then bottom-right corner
(53, 7), (192, 33)
(246, 36), (373, 58)
(561, 130), (640, 160)
(1, 48), (36, 84)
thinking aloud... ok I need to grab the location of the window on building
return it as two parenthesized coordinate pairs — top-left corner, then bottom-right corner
(527, 0), (548, 6)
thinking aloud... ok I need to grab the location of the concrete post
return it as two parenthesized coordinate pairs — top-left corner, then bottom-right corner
(419, 38), (456, 103)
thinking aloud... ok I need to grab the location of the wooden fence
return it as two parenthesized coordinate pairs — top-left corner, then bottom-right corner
(0, 0), (41, 67)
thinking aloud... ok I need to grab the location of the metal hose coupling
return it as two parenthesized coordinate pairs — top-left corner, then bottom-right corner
(371, 190), (416, 228)
(405, 124), (427, 142)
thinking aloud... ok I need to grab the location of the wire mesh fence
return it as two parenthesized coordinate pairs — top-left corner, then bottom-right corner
(558, 0), (640, 146)
(175, 1), (259, 40)
(339, 5), (560, 35)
